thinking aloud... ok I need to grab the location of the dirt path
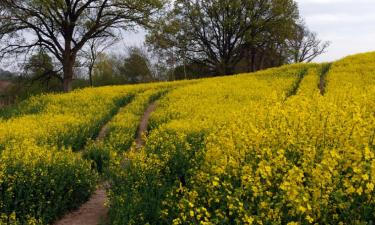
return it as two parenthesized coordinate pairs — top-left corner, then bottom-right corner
(54, 102), (158, 225)
(96, 124), (109, 141)
(54, 124), (111, 225)
(136, 102), (158, 149)
(54, 185), (109, 225)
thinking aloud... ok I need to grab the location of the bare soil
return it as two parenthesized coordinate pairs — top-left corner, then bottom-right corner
(135, 102), (158, 149)
(54, 186), (109, 225)
(96, 124), (109, 142)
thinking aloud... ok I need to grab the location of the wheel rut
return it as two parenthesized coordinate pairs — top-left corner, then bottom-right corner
(136, 102), (158, 149)
(53, 185), (109, 225)
(319, 63), (332, 95)
(54, 101), (158, 225)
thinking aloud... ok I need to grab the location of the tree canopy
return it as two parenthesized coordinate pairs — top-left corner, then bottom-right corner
(147, 0), (329, 77)
(0, 0), (165, 91)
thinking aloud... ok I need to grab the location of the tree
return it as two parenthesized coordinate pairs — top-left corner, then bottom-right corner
(0, 0), (165, 92)
(24, 51), (62, 89)
(81, 37), (118, 87)
(147, 0), (300, 76)
(243, 0), (300, 72)
(288, 22), (330, 63)
(92, 53), (117, 86)
(0, 68), (14, 80)
(146, 10), (190, 79)
(119, 47), (154, 84)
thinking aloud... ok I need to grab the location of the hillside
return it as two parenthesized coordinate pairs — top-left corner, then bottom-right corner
(0, 52), (374, 224)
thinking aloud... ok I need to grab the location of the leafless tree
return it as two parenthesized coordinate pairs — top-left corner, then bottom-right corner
(80, 37), (118, 87)
(288, 22), (330, 63)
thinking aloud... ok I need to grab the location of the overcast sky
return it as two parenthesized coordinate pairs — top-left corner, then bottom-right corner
(2, 0), (374, 70)
(114, 0), (375, 63)
(296, 0), (375, 62)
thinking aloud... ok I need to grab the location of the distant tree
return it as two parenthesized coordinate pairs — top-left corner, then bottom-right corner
(146, 11), (190, 79)
(119, 47), (155, 84)
(92, 53), (117, 86)
(24, 51), (62, 90)
(81, 38), (118, 87)
(147, 0), (300, 76)
(0, 0), (165, 92)
(288, 22), (330, 63)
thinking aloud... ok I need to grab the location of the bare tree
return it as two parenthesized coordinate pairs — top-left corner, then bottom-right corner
(288, 22), (330, 63)
(0, 0), (164, 92)
(81, 37), (118, 87)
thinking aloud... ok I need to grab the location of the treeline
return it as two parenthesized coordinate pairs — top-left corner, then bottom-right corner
(0, 47), (157, 99)
(147, 0), (329, 78)
(0, 0), (329, 95)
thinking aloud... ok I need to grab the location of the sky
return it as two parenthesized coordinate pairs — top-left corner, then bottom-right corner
(296, 0), (375, 62)
(114, 0), (375, 63)
(2, 0), (374, 70)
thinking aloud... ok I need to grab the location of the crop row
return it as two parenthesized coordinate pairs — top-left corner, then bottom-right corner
(107, 52), (375, 224)
(0, 83), (168, 224)
(107, 64), (309, 224)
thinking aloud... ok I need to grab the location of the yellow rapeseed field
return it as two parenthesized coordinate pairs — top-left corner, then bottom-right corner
(109, 53), (375, 224)
(0, 83), (171, 224)
(1, 52), (375, 224)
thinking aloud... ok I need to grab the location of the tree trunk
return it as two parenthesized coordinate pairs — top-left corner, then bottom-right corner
(246, 50), (251, 72)
(63, 57), (75, 92)
(89, 65), (94, 87)
(183, 60), (187, 80)
(225, 65), (233, 75)
(250, 50), (257, 72)
(259, 52), (265, 70)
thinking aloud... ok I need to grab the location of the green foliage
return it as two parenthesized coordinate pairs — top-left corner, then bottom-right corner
(0, 0), (166, 92)
(147, 0), (305, 76)
(82, 141), (111, 175)
(93, 54), (119, 86)
(119, 47), (154, 84)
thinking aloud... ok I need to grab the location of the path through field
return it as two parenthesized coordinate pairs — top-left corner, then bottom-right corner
(54, 185), (109, 225)
(54, 101), (158, 225)
(319, 63), (332, 95)
(136, 102), (158, 149)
